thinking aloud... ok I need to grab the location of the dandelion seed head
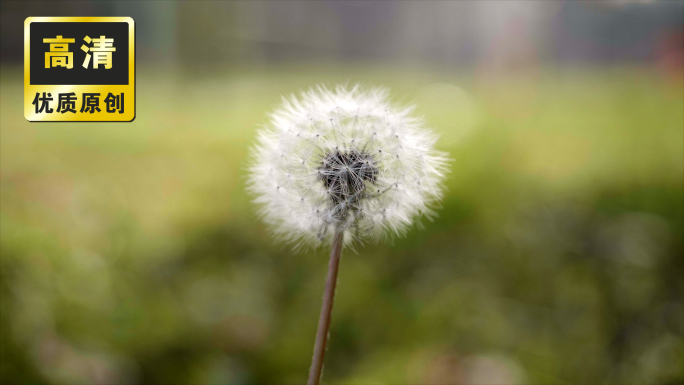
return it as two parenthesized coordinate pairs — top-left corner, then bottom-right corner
(248, 85), (448, 246)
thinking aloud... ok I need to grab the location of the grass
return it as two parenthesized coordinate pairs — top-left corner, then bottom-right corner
(1, 64), (683, 384)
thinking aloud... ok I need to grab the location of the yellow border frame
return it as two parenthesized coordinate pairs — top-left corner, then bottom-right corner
(24, 17), (135, 122)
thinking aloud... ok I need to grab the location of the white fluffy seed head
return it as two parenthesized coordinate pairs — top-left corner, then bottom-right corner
(247, 85), (448, 247)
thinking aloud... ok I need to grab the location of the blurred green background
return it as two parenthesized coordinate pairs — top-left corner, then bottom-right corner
(1, 1), (683, 384)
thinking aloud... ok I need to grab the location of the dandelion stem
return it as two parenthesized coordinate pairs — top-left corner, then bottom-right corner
(308, 230), (344, 385)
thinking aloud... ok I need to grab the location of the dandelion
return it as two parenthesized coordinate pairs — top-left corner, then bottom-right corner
(247, 85), (448, 384)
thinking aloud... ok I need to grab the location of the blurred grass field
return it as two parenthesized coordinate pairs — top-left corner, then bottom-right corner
(1, 65), (683, 384)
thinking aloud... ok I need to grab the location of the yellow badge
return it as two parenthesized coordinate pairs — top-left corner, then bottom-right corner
(24, 17), (135, 122)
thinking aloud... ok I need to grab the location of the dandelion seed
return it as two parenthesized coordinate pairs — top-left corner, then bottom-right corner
(248, 85), (447, 247)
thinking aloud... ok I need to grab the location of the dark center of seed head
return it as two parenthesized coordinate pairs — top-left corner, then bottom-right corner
(318, 150), (379, 208)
